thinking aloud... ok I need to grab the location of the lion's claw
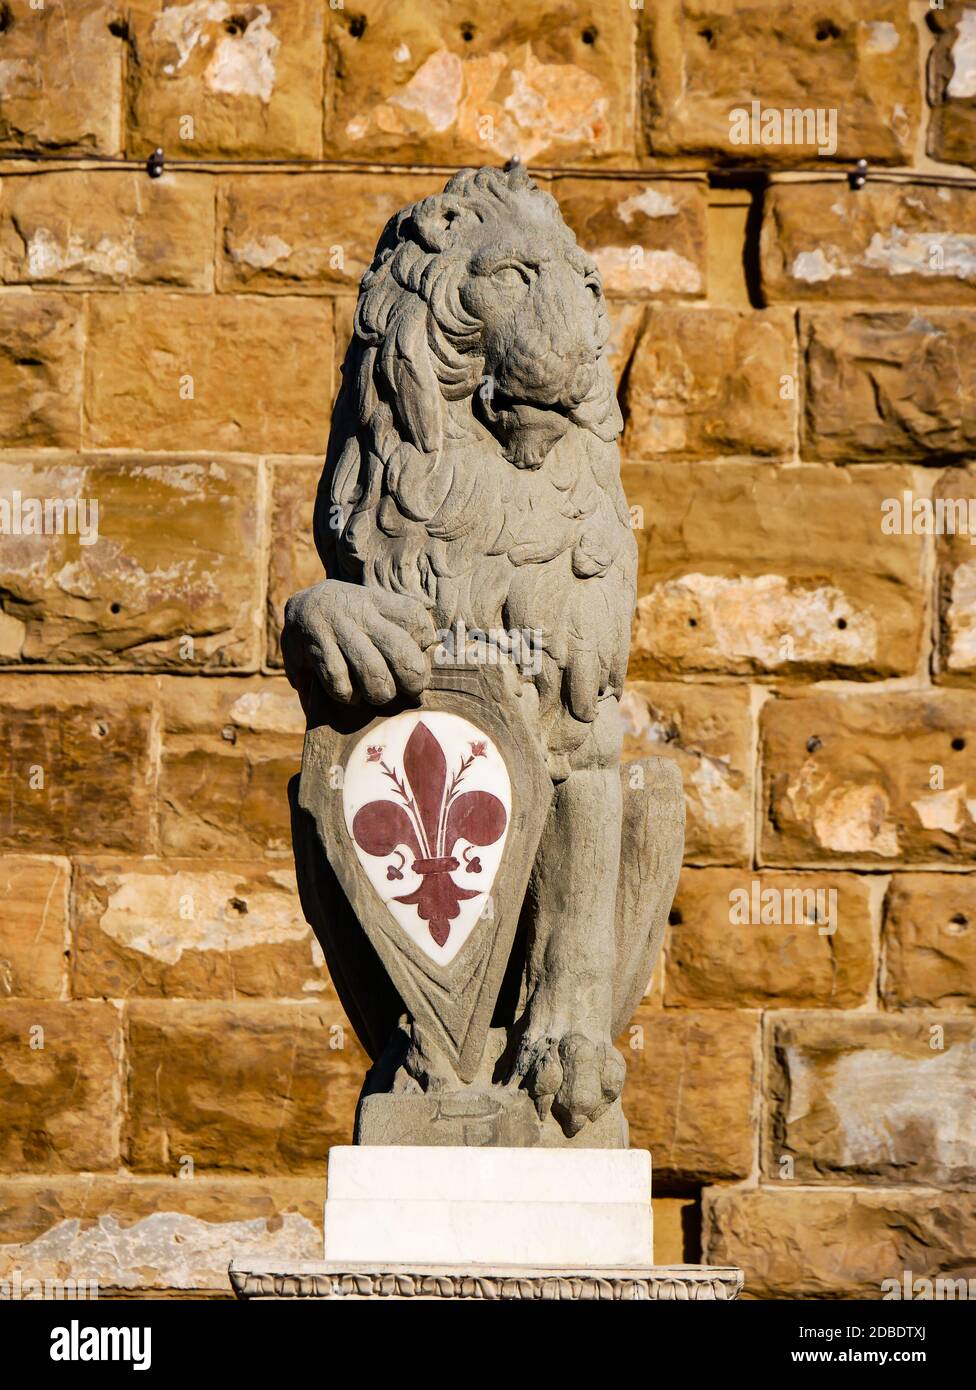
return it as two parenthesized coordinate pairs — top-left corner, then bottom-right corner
(516, 1030), (626, 1138)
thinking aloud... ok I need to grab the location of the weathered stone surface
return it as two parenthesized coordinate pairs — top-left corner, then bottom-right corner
(652, 1197), (698, 1264)
(267, 461), (322, 667)
(124, 1001), (366, 1173)
(623, 462), (926, 678)
(0, 456), (262, 668)
(356, 1086), (629, 1149)
(928, 4), (976, 169)
(0, 857), (68, 999)
(765, 1012), (976, 1185)
(604, 300), (648, 390)
(707, 189), (751, 307)
(0, 1176), (323, 1295)
(762, 180), (976, 304)
(620, 681), (752, 865)
(72, 860), (331, 1001)
(666, 869), (876, 1009)
(158, 676), (303, 859)
(0, 1001), (121, 1173)
(620, 307), (795, 458)
(0, 171), (214, 289)
(0, 294), (82, 448)
(642, 0), (919, 164)
(125, 0), (324, 159)
(0, 1), (123, 154)
(159, 673), (304, 737)
(705, 1187), (976, 1299)
(0, 682), (156, 854)
(644, 953), (665, 1010)
(621, 1005), (759, 1184)
(883, 874), (976, 1011)
(935, 465), (976, 682)
(552, 178), (706, 298)
(760, 690), (976, 866)
(324, 0), (637, 166)
(218, 172), (444, 294)
(803, 309), (976, 461)
(85, 294), (332, 453)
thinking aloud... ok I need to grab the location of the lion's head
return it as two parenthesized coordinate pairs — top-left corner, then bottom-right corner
(353, 163), (620, 472)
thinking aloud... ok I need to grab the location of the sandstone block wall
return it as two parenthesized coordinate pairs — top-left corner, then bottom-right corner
(1, 0), (974, 1298)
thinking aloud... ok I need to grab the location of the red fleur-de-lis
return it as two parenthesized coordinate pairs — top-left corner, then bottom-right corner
(351, 721), (507, 947)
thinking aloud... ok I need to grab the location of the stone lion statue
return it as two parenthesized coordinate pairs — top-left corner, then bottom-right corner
(283, 163), (682, 1145)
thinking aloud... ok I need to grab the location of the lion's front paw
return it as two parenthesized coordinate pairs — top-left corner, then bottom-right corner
(282, 578), (436, 708)
(514, 1030), (626, 1138)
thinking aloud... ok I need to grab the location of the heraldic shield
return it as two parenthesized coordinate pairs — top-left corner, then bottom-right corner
(291, 661), (553, 1091)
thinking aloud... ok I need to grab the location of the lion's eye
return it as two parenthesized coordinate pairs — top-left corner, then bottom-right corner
(491, 263), (530, 287)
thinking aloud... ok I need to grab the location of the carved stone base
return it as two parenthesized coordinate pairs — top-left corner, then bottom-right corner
(229, 1261), (744, 1301)
(355, 1090), (628, 1148)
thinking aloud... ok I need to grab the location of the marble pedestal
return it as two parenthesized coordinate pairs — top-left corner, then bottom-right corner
(325, 1145), (652, 1266)
(230, 1145), (743, 1300)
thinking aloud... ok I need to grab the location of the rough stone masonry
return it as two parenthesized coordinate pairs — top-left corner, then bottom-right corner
(0, 0), (975, 1299)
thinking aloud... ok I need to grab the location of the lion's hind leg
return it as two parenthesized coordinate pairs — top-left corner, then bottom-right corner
(611, 756), (685, 1037)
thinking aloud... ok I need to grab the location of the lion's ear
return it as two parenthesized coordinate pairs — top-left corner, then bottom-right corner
(378, 295), (443, 457)
(409, 194), (468, 253)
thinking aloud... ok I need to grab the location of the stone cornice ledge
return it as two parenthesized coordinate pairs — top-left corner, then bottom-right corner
(229, 1261), (744, 1301)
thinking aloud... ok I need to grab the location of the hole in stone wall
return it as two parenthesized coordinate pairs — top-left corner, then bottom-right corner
(836, 617), (847, 629)
(950, 912), (969, 928)
(461, 21), (475, 42)
(952, 736), (966, 751)
(687, 616), (697, 627)
(229, 897), (249, 914)
(698, 27), (715, 45)
(709, 169), (768, 309)
(110, 601), (122, 614)
(0, 5), (12, 35)
(815, 20), (841, 41)
(349, 14), (367, 39)
(581, 26), (598, 45)
(224, 13), (250, 36)
(668, 908), (682, 925)
(806, 735), (823, 753)
(108, 18), (128, 40)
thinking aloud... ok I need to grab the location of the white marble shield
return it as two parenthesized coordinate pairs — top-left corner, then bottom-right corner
(342, 710), (512, 966)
